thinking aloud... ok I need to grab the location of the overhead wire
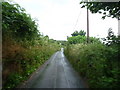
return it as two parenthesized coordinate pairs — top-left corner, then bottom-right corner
(73, 11), (81, 31)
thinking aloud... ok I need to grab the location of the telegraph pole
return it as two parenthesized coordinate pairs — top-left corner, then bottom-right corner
(87, 0), (89, 43)
(118, 16), (120, 36)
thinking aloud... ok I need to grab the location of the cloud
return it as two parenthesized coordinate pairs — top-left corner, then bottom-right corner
(14, 0), (118, 40)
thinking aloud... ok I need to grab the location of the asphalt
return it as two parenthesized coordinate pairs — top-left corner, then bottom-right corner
(19, 48), (88, 88)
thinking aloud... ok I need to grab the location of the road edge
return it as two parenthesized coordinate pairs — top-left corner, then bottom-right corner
(17, 51), (58, 88)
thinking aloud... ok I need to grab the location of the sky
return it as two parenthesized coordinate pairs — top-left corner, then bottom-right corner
(13, 0), (118, 40)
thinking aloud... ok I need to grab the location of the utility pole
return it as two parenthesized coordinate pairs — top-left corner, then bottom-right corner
(118, 16), (120, 36)
(87, 0), (89, 43)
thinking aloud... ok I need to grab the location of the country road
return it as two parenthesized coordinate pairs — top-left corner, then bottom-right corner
(19, 48), (88, 88)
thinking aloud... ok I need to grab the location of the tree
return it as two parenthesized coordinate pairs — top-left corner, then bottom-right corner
(2, 2), (39, 41)
(102, 28), (120, 46)
(80, 2), (120, 19)
(67, 35), (86, 44)
(71, 30), (86, 36)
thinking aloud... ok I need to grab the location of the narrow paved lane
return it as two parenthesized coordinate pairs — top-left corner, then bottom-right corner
(20, 49), (88, 88)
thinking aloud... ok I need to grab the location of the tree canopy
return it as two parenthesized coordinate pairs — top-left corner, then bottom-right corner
(2, 2), (39, 41)
(68, 30), (100, 44)
(71, 30), (86, 36)
(80, 2), (120, 19)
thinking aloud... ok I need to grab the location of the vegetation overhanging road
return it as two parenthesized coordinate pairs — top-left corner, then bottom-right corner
(19, 48), (88, 88)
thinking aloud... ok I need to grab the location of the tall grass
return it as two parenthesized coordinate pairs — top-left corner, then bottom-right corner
(2, 36), (60, 88)
(64, 43), (120, 88)
(2, 1), (61, 89)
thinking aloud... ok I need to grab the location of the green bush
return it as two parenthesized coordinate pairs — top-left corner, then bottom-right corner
(67, 35), (100, 44)
(2, 1), (60, 89)
(2, 2), (39, 41)
(64, 43), (120, 88)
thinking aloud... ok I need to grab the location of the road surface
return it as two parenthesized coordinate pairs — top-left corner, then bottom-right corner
(19, 49), (88, 88)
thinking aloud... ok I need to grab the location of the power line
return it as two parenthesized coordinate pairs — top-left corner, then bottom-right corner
(73, 11), (81, 31)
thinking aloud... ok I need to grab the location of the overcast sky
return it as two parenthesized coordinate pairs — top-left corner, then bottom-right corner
(13, 0), (118, 40)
